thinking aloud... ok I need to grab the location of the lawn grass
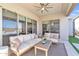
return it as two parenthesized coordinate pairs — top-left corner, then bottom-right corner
(69, 36), (79, 44)
(69, 36), (79, 53)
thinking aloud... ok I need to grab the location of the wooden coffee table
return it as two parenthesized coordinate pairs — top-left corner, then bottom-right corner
(34, 40), (52, 56)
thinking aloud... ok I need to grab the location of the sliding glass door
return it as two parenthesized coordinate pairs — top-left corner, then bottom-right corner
(42, 20), (60, 35)
(32, 20), (37, 34)
(27, 18), (32, 34)
(19, 15), (26, 35)
(50, 20), (59, 33)
(27, 18), (37, 34)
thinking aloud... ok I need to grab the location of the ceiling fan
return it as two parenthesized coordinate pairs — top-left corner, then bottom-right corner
(34, 3), (53, 14)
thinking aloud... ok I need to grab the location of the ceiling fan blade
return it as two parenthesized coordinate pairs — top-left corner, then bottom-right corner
(40, 3), (44, 7)
(45, 9), (48, 12)
(47, 7), (53, 8)
(41, 10), (44, 13)
(45, 3), (49, 6)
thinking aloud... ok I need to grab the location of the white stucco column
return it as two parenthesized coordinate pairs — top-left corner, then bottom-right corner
(17, 14), (19, 35)
(37, 20), (42, 35)
(68, 17), (74, 36)
(26, 17), (28, 34)
(60, 17), (69, 42)
(0, 6), (2, 46)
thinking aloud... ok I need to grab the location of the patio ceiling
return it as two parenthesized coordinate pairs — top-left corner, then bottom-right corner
(13, 3), (76, 17)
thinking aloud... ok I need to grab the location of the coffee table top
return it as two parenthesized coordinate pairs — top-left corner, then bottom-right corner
(35, 40), (52, 50)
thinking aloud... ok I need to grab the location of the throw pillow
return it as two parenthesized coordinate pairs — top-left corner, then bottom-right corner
(12, 38), (21, 49)
(23, 35), (31, 42)
(30, 34), (35, 39)
(18, 35), (27, 43)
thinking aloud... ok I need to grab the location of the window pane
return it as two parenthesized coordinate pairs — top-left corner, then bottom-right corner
(2, 9), (17, 46)
(27, 22), (32, 34)
(3, 19), (17, 35)
(27, 18), (37, 34)
(32, 20), (37, 34)
(2, 9), (17, 35)
(18, 22), (22, 33)
(42, 20), (60, 34)
(19, 15), (26, 35)
(75, 17), (79, 36)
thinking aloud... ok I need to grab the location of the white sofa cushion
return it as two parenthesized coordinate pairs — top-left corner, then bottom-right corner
(17, 35), (25, 43)
(0, 46), (8, 53)
(10, 35), (24, 43)
(48, 38), (58, 43)
(10, 36), (18, 42)
(44, 33), (59, 43)
(45, 33), (50, 37)
(12, 38), (21, 49)
(18, 39), (41, 54)
(0, 46), (8, 56)
(50, 33), (59, 39)
(23, 35), (32, 42)
(29, 33), (35, 39)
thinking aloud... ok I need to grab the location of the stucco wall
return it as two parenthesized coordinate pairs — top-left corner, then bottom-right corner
(60, 17), (69, 41)
(68, 18), (74, 36)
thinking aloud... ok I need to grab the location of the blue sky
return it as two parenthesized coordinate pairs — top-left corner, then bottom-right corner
(3, 20), (17, 28)
(69, 3), (79, 16)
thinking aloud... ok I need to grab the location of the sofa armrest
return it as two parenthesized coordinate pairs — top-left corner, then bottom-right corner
(10, 41), (20, 52)
(9, 37), (20, 52)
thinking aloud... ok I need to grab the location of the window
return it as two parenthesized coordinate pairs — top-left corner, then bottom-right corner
(3, 19), (17, 35)
(27, 18), (37, 34)
(74, 17), (79, 36)
(27, 18), (32, 34)
(42, 20), (60, 35)
(2, 9), (17, 46)
(32, 20), (37, 34)
(2, 9), (17, 35)
(18, 22), (22, 34)
(19, 15), (26, 35)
